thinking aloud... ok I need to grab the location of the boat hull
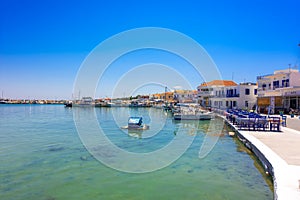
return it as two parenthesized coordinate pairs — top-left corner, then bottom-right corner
(174, 113), (213, 120)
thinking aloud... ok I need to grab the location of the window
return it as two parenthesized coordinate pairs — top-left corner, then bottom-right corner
(282, 79), (290, 87)
(226, 101), (228, 107)
(286, 79), (289, 87)
(273, 80), (279, 89)
(245, 88), (250, 95)
(245, 101), (248, 107)
(254, 89), (257, 95)
(233, 101), (237, 107)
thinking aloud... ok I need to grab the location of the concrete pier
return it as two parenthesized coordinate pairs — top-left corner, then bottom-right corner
(223, 115), (300, 200)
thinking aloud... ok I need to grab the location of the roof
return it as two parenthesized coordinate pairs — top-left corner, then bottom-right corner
(174, 90), (197, 94)
(200, 80), (237, 87)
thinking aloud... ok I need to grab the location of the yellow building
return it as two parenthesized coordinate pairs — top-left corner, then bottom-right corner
(152, 92), (175, 102)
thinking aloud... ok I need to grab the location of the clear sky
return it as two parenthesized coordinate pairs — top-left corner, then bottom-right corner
(1, 0), (299, 99)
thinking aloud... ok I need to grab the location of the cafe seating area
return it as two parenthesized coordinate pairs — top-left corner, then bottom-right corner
(225, 109), (286, 132)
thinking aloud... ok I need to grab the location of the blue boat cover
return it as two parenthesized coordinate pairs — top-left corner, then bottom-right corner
(128, 117), (142, 125)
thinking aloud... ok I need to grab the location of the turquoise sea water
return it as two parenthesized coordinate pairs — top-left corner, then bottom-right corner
(0, 105), (273, 200)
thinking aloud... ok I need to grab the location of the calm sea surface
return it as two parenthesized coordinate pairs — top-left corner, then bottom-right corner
(0, 105), (273, 200)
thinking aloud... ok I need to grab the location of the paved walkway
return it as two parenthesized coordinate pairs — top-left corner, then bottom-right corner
(223, 115), (300, 200)
(249, 129), (300, 165)
(286, 115), (300, 131)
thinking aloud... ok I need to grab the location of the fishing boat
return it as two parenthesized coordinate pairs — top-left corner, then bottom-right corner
(64, 101), (73, 107)
(0, 100), (8, 104)
(173, 108), (214, 120)
(73, 97), (94, 107)
(121, 117), (149, 130)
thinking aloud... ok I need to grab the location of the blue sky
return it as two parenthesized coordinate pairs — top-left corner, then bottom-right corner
(0, 0), (299, 99)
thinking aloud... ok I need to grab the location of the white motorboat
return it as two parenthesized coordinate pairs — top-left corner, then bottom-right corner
(173, 108), (214, 120)
(73, 97), (94, 107)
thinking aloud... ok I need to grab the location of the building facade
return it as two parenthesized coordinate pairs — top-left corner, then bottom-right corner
(151, 92), (175, 102)
(197, 80), (257, 110)
(257, 68), (300, 113)
(173, 90), (197, 103)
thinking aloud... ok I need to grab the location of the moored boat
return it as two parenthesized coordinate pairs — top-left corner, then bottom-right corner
(73, 97), (94, 107)
(64, 101), (73, 107)
(173, 107), (214, 120)
(121, 117), (149, 130)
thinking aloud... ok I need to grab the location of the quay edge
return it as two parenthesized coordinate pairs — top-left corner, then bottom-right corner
(218, 115), (300, 200)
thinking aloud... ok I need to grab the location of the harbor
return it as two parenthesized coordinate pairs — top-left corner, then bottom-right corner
(0, 104), (273, 200)
(1, 69), (300, 199)
(1, 68), (300, 199)
(2, 0), (300, 199)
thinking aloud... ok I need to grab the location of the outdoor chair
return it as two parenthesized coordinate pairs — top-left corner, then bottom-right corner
(237, 118), (250, 130)
(281, 116), (287, 127)
(256, 118), (269, 131)
(269, 117), (281, 132)
(248, 118), (257, 131)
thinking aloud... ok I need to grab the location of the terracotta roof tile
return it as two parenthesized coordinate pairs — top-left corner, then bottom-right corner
(200, 80), (237, 87)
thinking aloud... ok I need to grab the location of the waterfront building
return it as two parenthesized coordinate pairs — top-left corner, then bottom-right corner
(257, 68), (300, 113)
(197, 80), (257, 110)
(173, 90), (198, 103)
(151, 91), (175, 102)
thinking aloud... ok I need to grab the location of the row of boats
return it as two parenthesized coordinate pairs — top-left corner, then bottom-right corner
(66, 97), (214, 121)
(168, 103), (214, 120)
(64, 97), (151, 108)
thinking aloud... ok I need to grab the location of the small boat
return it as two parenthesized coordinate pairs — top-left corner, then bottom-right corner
(73, 97), (94, 107)
(129, 101), (152, 107)
(173, 108), (214, 120)
(121, 117), (149, 130)
(0, 100), (7, 104)
(64, 101), (73, 107)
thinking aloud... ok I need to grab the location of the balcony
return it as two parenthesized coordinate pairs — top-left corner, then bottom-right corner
(198, 91), (214, 96)
(257, 74), (273, 80)
(226, 94), (240, 98)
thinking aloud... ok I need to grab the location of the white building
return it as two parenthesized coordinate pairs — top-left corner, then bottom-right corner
(197, 80), (257, 110)
(257, 68), (300, 113)
(173, 90), (197, 103)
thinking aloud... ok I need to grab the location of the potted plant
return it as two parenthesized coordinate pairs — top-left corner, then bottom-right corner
(289, 109), (295, 118)
(279, 110), (284, 116)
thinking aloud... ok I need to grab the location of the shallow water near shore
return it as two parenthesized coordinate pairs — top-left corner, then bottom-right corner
(0, 104), (273, 200)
